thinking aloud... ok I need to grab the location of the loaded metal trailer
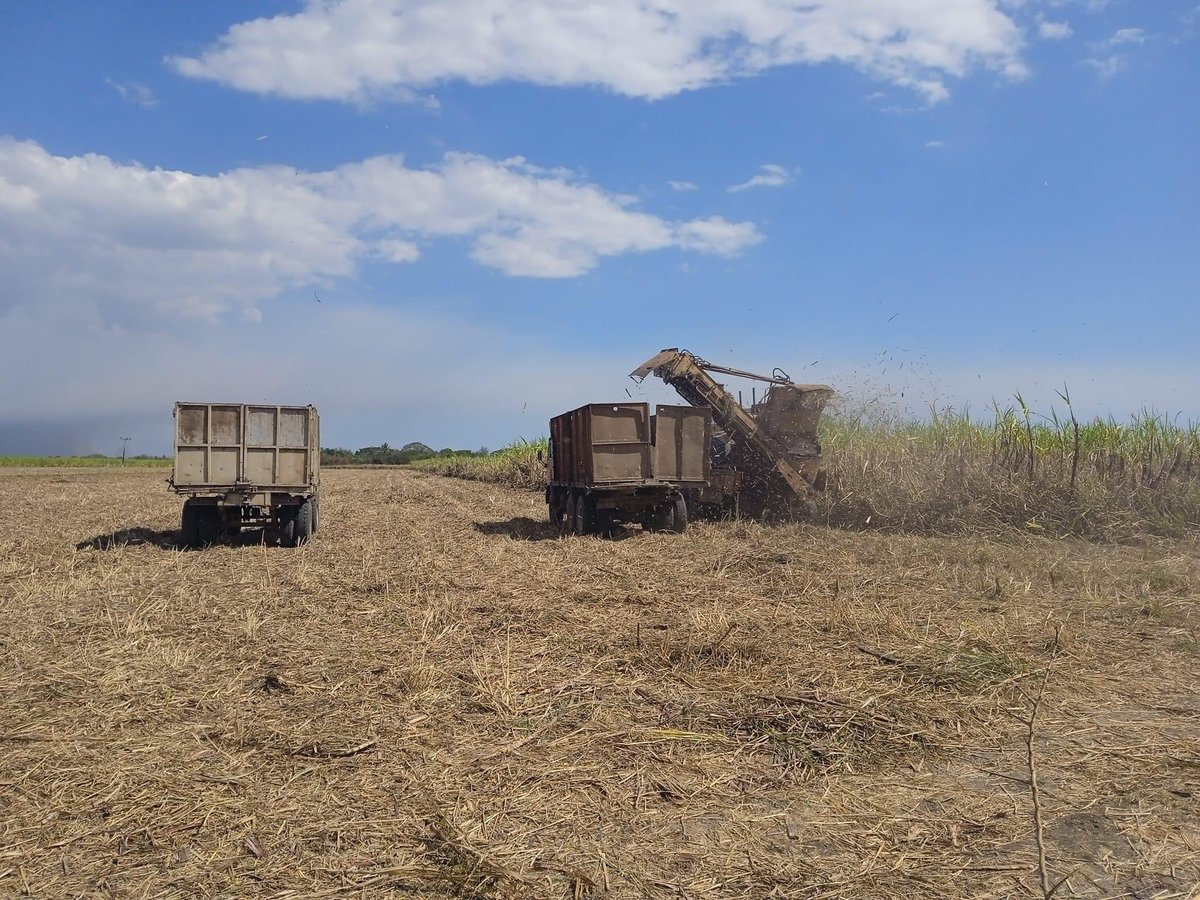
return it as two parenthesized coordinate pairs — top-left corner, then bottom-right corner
(170, 402), (321, 548)
(546, 402), (711, 535)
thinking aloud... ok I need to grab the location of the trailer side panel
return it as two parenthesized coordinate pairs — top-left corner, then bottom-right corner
(550, 403), (652, 487)
(172, 403), (320, 493)
(589, 404), (652, 484)
(652, 405), (711, 483)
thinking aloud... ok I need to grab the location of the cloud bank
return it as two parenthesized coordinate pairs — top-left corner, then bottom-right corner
(0, 139), (759, 324)
(728, 164), (797, 193)
(170, 0), (1031, 105)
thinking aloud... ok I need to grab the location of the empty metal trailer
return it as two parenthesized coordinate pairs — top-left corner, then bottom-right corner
(170, 402), (321, 547)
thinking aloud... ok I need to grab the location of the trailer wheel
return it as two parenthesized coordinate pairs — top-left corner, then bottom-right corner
(278, 506), (297, 546)
(197, 507), (223, 546)
(593, 509), (615, 536)
(294, 499), (314, 546)
(668, 495), (689, 533)
(646, 503), (672, 532)
(180, 501), (200, 548)
(549, 495), (565, 532)
(562, 493), (578, 537)
(572, 492), (595, 536)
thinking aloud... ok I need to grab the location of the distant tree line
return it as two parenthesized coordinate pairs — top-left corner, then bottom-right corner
(320, 441), (489, 466)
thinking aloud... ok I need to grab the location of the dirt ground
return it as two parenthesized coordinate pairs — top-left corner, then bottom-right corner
(1, 468), (1198, 899)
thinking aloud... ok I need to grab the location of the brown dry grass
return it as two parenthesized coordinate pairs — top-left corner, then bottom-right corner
(1, 467), (1198, 898)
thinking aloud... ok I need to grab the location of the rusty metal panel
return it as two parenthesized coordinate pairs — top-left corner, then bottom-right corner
(550, 415), (564, 482)
(245, 448), (275, 484)
(175, 446), (206, 483)
(589, 404), (646, 444)
(247, 407), (276, 447)
(178, 406), (207, 445)
(209, 447), (239, 483)
(576, 407), (591, 483)
(653, 405), (711, 483)
(629, 349), (682, 381)
(279, 408), (308, 448)
(211, 406), (241, 446)
(550, 409), (577, 483)
(588, 404), (650, 484)
(754, 385), (834, 458)
(593, 444), (648, 482)
(278, 449), (307, 484)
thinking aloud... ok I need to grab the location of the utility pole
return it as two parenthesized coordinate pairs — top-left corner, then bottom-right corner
(120, 436), (132, 466)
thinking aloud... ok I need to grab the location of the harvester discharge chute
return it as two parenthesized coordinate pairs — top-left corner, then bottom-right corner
(630, 349), (834, 519)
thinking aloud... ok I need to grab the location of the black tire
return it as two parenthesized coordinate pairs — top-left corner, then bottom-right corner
(294, 499), (314, 546)
(180, 501), (200, 548)
(593, 509), (615, 536)
(646, 502), (672, 532)
(197, 506), (223, 545)
(278, 506), (297, 547)
(668, 495), (689, 533)
(549, 492), (565, 532)
(573, 492), (595, 536)
(562, 493), (578, 538)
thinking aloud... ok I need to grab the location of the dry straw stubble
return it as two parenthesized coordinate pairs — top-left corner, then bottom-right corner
(1, 466), (1198, 898)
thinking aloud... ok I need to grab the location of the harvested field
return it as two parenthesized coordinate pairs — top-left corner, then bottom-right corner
(2, 467), (1198, 898)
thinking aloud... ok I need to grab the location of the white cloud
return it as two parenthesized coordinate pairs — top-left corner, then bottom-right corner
(728, 164), (797, 193)
(372, 238), (421, 263)
(1048, 0), (1110, 12)
(668, 180), (698, 192)
(925, 140), (947, 149)
(104, 78), (159, 108)
(674, 217), (763, 254)
(0, 138), (759, 326)
(1081, 27), (1149, 79)
(1107, 27), (1147, 46)
(1037, 18), (1073, 40)
(169, 0), (1031, 105)
(1083, 55), (1124, 78)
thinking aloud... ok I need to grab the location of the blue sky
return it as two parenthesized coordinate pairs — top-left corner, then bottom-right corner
(0, 0), (1197, 455)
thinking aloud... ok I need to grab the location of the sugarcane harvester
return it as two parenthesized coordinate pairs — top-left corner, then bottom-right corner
(630, 349), (834, 520)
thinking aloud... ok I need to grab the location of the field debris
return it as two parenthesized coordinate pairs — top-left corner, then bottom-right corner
(1, 466), (1198, 897)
